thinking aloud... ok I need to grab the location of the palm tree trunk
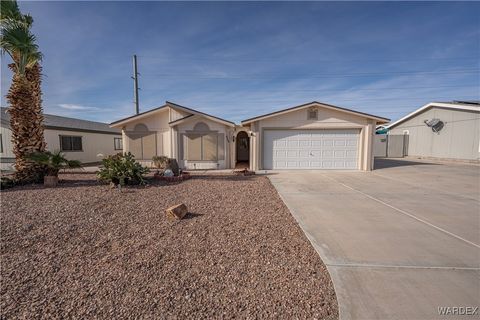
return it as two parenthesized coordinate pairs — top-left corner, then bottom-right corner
(6, 63), (46, 183)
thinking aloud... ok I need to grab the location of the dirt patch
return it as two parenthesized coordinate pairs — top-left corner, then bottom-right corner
(1, 174), (338, 319)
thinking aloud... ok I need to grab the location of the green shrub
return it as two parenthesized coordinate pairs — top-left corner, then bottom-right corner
(27, 150), (82, 176)
(0, 176), (15, 190)
(97, 152), (149, 186)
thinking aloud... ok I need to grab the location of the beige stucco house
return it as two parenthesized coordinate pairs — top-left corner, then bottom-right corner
(110, 101), (236, 170)
(1, 107), (122, 171)
(110, 101), (389, 171)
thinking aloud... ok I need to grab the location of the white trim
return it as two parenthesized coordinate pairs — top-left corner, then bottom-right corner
(387, 102), (480, 129)
(242, 102), (389, 125)
(110, 106), (168, 128)
(167, 103), (235, 127)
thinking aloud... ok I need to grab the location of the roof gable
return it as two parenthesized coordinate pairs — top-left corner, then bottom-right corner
(387, 102), (480, 129)
(166, 101), (235, 127)
(241, 101), (389, 125)
(110, 101), (235, 128)
(110, 105), (169, 127)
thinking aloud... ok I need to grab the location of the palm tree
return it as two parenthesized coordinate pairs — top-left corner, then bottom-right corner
(1, 0), (46, 183)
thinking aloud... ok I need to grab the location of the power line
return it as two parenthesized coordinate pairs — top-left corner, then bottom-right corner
(141, 69), (479, 79)
(140, 84), (479, 93)
(136, 55), (480, 63)
(146, 96), (479, 104)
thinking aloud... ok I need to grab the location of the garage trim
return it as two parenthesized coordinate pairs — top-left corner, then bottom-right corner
(261, 126), (364, 170)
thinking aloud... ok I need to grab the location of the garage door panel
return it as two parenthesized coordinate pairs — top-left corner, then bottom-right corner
(287, 141), (299, 147)
(299, 150), (309, 157)
(322, 150), (334, 157)
(347, 140), (358, 146)
(287, 150), (298, 157)
(264, 129), (359, 170)
(346, 150), (357, 157)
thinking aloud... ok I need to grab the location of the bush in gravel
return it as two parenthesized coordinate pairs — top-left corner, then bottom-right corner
(152, 156), (180, 176)
(97, 152), (149, 186)
(1, 176), (15, 190)
(152, 156), (169, 169)
(27, 150), (82, 177)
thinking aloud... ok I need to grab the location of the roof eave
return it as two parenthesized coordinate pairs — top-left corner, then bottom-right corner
(241, 101), (390, 125)
(109, 105), (168, 128)
(386, 102), (480, 129)
(166, 101), (235, 127)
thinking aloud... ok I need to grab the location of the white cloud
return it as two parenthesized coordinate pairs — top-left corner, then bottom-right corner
(57, 104), (99, 110)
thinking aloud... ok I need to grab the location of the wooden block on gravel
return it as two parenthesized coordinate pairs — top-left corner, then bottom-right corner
(166, 203), (188, 220)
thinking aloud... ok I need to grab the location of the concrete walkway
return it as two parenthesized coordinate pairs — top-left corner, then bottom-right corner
(268, 159), (480, 320)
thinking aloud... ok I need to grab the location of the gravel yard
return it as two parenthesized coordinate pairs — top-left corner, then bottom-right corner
(1, 174), (338, 319)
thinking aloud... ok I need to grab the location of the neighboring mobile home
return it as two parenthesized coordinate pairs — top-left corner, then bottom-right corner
(1, 107), (122, 171)
(386, 101), (480, 161)
(110, 101), (389, 171)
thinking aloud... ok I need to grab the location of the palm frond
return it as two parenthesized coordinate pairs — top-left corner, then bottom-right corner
(0, 0), (22, 25)
(0, 20), (41, 74)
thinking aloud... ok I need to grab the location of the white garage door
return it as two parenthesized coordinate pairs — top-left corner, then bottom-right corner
(263, 129), (360, 169)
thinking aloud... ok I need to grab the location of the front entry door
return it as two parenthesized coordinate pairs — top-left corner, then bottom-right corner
(236, 131), (249, 162)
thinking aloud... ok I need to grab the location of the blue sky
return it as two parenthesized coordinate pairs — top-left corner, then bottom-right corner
(1, 1), (479, 124)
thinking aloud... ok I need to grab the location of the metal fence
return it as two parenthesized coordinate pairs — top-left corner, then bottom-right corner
(374, 134), (408, 158)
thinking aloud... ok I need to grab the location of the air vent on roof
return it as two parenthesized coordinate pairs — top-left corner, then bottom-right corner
(424, 118), (445, 133)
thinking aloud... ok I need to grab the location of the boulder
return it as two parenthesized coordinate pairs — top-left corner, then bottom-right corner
(166, 203), (188, 220)
(166, 158), (180, 176)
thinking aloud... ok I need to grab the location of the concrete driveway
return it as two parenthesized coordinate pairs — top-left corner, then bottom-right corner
(268, 158), (480, 320)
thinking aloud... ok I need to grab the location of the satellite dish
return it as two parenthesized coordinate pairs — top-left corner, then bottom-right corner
(424, 118), (444, 133)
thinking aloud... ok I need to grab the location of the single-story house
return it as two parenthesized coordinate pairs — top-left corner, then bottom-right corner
(110, 101), (389, 171)
(386, 101), (480, 161)
(1, 107), (122, 171)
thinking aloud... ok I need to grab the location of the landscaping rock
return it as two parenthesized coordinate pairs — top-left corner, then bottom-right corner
(1, 173), (338, 319)
(163, 169), (174, 177)
(166, 203), (188, 220)
(166, 158), (180, 176)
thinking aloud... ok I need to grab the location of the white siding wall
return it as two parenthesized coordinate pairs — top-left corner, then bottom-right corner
(44, 129), (120, 163)
(1, 124), (121, 169)
(0, 125), (14, 170)
(389, 108), (480, 160)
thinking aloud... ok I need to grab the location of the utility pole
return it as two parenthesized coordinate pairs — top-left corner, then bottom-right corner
(132, 54), (139, 114)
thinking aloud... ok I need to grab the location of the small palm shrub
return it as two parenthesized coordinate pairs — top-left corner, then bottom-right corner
(152, 156), (180, 176)
(97, 152), (149, 186)
(28, 150), (82, 176)
(152, 155), (169, 169)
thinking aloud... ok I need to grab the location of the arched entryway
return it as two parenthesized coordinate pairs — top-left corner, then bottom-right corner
(236, 131), (250, 169)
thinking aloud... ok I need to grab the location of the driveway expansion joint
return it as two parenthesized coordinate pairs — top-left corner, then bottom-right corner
(326, 263), (480, 271)
(322, 173), (480, 249)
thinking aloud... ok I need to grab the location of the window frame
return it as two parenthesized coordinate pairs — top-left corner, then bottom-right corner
(114, 137), (123, 150)
(59, 135), (83, 152)
(185, 133), (219, 162)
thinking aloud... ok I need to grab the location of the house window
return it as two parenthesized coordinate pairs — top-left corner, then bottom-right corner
(114, 137), (123, 150)
(186, 133), (218, 161)
(60, 135), (82, 151)
(307, 108), (318, 120)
